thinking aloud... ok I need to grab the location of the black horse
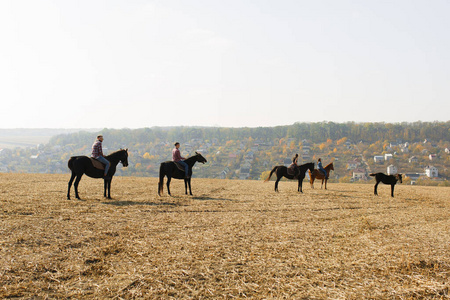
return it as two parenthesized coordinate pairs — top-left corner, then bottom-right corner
(158, 152), (207, 196)
(67, 149), (128, 200)
(370, 173), (402, 197)
(265, 162), (315, 193)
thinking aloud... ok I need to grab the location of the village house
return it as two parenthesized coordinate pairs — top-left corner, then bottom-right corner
(387, 165), (398, 175)
(429, 154), (437, 161)
(409, 156), (418, 163)
(384, 153), (393, 161)
(352, 169), (367, 180)
(425, 166), (438, 178)
(374, 155), (384, 163)
(347, 160), (359, 170)
(239, 162), (251, 180)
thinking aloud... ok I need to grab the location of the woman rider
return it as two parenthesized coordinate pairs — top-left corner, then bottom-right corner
(317, 158), (328, 179)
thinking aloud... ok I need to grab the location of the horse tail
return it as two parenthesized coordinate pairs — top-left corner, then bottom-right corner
(158, 163), (164, 196)
(264, 167), (278, 182)
(369, 173), (376, 177)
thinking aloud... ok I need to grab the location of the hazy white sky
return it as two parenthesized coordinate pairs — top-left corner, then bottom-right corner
(1, 0), (449, 128)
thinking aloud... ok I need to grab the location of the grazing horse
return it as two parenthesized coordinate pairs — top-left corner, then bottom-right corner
(265, 162), (315, 193)
(370, 173), (402, 197)
(309, 162), (334, 190)
(67, 149), (128, 200)
(158, 152), (207, 196)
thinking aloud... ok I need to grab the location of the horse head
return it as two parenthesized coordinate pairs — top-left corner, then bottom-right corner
(326, 162), (334, 171)
(120, 148), (129, 167)
(396, 173), (402, 183)
(195, 152), (207, 164)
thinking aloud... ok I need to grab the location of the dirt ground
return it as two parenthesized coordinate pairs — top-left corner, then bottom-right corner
(0, 173), (448, 299)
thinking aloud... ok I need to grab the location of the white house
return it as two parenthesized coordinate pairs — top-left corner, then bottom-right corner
(385, 154), (393, 161)
(374, 156), (384, 163)
(425, 166), (438, 178)
(429, 154), (437, 161)
(387, 165), (398, 175)
(352, 169), (366, 180)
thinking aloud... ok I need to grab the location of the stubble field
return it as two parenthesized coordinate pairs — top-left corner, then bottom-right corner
(0, 173), (449, 299)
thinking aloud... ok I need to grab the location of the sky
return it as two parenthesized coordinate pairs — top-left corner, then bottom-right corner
(0, 0), (449, 129)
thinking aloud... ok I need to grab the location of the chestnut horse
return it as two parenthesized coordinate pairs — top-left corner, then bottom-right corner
(309, 162), (334, 190)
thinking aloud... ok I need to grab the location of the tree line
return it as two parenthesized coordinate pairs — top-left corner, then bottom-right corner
(49, 121), (450, 149)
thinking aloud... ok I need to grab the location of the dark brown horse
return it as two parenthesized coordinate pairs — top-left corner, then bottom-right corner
(158, 152), (207, 196)
(67, 149), (128, 200)
(370, 173), (402, 197)
(309, 162), (334, 190)
(265, 162), (315, 193)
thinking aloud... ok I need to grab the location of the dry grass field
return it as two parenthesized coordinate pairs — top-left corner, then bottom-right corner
(0, 173), (448, 299)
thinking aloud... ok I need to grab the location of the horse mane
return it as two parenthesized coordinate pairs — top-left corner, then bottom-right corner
(106, 149), (127, 158)
(325, 162), (333, 168)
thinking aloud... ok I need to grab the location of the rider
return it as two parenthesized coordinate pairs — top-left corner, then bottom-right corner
(91, 135), (110, 178)
(172, 142), (189, 178)
(317, 158), (328, 179)
(289, 154), (299, 177)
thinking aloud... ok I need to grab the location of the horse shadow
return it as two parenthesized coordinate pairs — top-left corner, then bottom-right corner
(191, 195), (234, 201)
(102, 200), (182, 207)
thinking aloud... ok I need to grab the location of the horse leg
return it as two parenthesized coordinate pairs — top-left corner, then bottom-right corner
(67, 172), (76, 200)
(188, 178), (192, 195)
(310, 176), (314, 189)
(166, 177), (172, 196)
(391, 184), (395, 197)
(324, 179), (327, 190)
(104, 178), (112, 199)
(374, 181), (379, 196)
(184, 178), (188, 195)
(74, 174), (83, 200)
(108, 179), (112, 199)
(321, 178), (324, 189)
(298, 179), (303, 193)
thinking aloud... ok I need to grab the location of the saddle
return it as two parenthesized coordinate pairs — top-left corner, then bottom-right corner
(163, 161), (187, 172)
(174, 161), (186, 172)
(90, 158), (105, 170)
(287, 163), (299, 177)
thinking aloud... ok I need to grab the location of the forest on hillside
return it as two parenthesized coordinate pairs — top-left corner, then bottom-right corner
(48, 121), (450, 147)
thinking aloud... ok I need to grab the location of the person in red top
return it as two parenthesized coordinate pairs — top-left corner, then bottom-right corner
(91, 135), (110, 178)
(172, 142), (189, 178)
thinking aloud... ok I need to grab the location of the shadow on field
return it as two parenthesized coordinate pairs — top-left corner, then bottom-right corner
(102, 200), (180, 207)
(191, 195), (234, 201)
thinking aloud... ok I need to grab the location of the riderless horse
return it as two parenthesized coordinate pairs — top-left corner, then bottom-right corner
(309, 162), (334, 190)
(158, 152), (207, 196)
(370, 173), (402, 197)
(67, 149), (128, 200)
(265, 162), (315, 193)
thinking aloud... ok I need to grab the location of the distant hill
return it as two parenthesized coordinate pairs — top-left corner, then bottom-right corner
(0, 128), (101, 149)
